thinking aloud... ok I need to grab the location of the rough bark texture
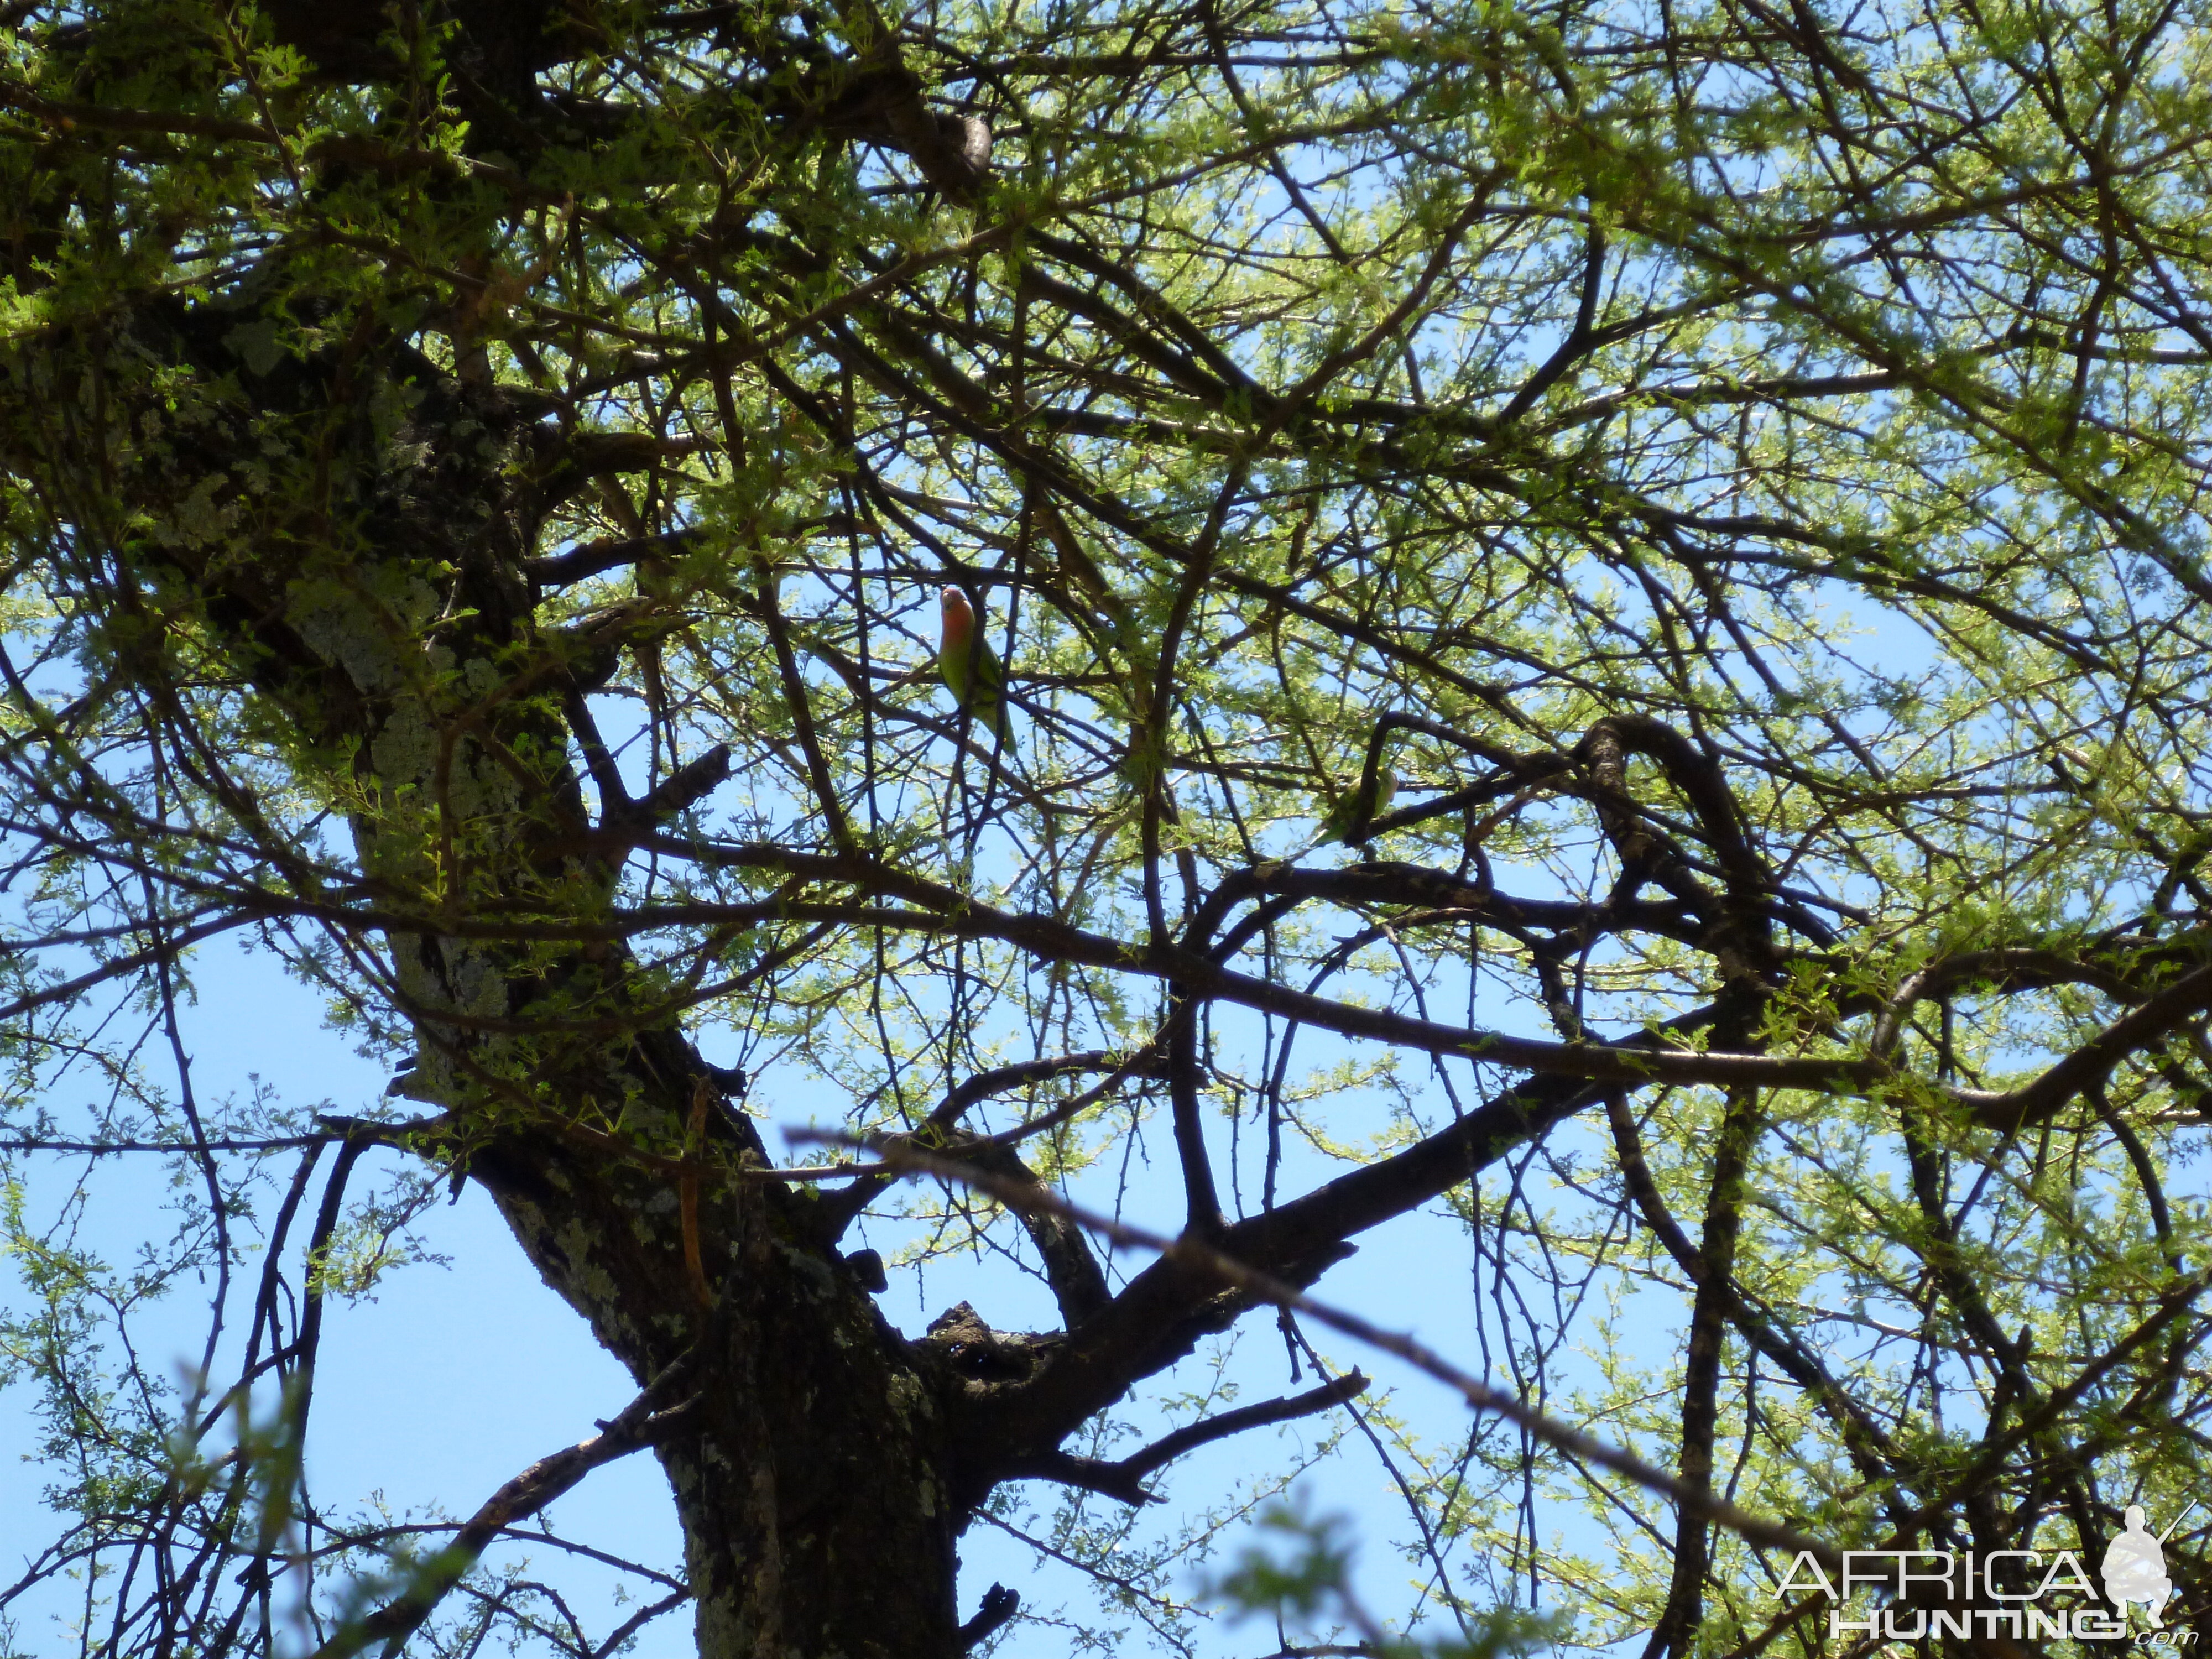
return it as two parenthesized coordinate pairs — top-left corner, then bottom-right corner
(0, 293), (967, 1655)
(474, 1127), (962, 1658)
(278, 365), (965, 1659)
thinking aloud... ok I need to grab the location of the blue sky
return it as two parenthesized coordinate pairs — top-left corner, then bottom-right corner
(2, 924), (1643, 1659)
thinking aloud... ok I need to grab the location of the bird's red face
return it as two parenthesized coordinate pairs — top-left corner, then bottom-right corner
(940, 586), (972, 630)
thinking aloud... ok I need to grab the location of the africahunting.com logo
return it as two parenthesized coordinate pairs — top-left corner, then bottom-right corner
(1773, 1504), (2198, 1644)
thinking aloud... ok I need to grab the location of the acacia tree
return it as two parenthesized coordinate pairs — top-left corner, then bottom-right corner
(4, 0), (2212, 1651)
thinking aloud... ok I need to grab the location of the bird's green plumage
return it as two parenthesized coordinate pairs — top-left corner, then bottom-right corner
(938, 586), (1009, 737)
(1318, 770), (1396, 844)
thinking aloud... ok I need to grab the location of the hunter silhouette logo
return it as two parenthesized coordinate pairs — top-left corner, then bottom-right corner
(2104, 1505), (2197, 1630)
(1772, 1503), (2199, 1643)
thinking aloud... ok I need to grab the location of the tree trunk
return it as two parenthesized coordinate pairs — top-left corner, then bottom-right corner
(472, 1128), (963, 1659)
(1, 307), (969, 1657)
(307, 364), (968, 1659)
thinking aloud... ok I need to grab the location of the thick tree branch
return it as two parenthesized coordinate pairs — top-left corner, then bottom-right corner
(1000, 1371), (1370, 1504)
(838, 1133), (1842, 1566)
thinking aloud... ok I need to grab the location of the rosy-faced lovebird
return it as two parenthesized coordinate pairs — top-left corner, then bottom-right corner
(937, 585), (1009, 737)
